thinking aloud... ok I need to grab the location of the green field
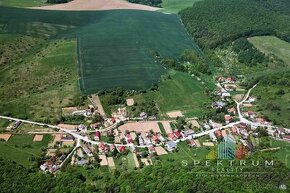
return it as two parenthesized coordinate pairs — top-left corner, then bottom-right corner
(0, 37), (80, 122)
(252, 85), (290, 127)
(248, 36), (290, 65)
(0, 134), (51, 167)
(0, 7), (201, 94)
(258, 138), (290, 168)
(134, 71), (213, 117)
(0, 0), (46, 7)
(160, 0), (200, 14)
(159, 141), (211, 163)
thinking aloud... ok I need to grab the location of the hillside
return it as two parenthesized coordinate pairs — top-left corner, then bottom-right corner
(180, 0), (290, 48)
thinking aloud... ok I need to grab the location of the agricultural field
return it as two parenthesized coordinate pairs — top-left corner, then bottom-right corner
(0, 0), (47, 7)
(248, 36), (290, 66)
(159, 141), (211, 163)
(77, 10), (200, 93)
(258, 138), (290, 168)
(0, 7), (200, 95)
(0, 38), (80, 122)
(160, 0), (200, 14)
(133, 71), (213, 117)
(0, 134), (51, 167)
(252, 85), (290, 127)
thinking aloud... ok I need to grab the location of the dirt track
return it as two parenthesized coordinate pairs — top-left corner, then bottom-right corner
(30, 0), (160, 11)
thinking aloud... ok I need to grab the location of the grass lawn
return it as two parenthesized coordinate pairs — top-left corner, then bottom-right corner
(127, 153), (137, 169)
(252, 85), (290, 127)
(259, 138), (290, 168)
(160, 0), (201, 14)
(134, 71), (212, 117)
(248, 36), (290, 66)
(0, 134), (51, 167)
(0, 0), (47, 7)
(159, 141), (211, 163)
(0, 39), (80, 123)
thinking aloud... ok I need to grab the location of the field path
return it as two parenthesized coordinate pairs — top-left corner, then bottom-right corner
(30, 0), (160, 11)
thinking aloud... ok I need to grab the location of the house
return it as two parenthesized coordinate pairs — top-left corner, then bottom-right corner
(126, 134), (133, 144)
(152, 135), (160, 144)
(82, 145), (93, 157)
(174, 131), (182, 139)
(118, 146), (126, 153)
(228, 107), (236, 115)
(140, 112), (148, 119)
(13, 121), (22, 129)
(61, 134), (74, 142)
(246, 111), (256, 119)
(215, 130), (222, 138)
(110, 144), (116, 152)
(187, 139), (196, 147)
(95, 131), (101, 141)
(224, 115), (232, 124)
(231, 126), (239, 135)
(209, 131), (217, 142)
(148, 146), (155, 153)
(138, 135), (145, 146)
(212, 102), (226, 109)
(168, 133), (176, 140)
(77, 124), (87, 132)
(98, 142), (106, 153)
(182, 129), (195, 138)
(77, 159), (89, 166)
(40, 162), (48, 171)
(91, 123), (101, 129)
(158, 134), (166, 142)
(283, 135), (290, 141)
(165, 141), (177, 151)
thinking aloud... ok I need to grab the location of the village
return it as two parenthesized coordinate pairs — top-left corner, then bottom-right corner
(0, 76), (290, 174)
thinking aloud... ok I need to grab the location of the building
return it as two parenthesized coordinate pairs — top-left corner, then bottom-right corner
(165, 141), (177, 151)
(95, 131), (101, 141)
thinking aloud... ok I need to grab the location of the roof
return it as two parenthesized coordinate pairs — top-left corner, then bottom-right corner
(118, 146), (126, 152)
(215, 130), (222, 137)
(166, 141), (177, 148)
(95, 131), (101, 137)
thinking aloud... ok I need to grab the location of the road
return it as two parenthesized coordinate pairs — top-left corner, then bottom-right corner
(0, 83), (288, 150)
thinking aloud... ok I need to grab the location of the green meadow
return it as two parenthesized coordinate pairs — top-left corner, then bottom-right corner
(160, 0), (201, 14)
(248, 36), (290, 66)
(0, 134), (51, 167)
(134, 71), (212, 117)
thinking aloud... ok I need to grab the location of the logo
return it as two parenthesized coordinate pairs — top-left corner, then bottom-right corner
(206, 136), (248, 160)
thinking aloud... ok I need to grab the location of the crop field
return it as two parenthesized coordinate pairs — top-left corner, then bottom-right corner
(0, 0), (46, 7)
(0, 37), (80, 122)
(0, 7), (200, 94)
(248, 36), (290, 66)
(134, 71), (212, 117)
(160, 0), (201, 14)
(0, 134), (51, 167)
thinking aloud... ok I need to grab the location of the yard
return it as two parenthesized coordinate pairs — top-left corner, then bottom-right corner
(134, 71), (213, 117)
(159, 141), (211, 163)
(258, 138), (290, 168)
(0, 38), (80, 123)
(248, 36), (290, 66)
(0, 134), (51, 167)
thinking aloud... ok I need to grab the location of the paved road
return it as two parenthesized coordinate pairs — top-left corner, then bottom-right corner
(0, 84), (288, 149)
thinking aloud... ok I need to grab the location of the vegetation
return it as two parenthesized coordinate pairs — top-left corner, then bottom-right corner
(0, 38), (80, 123)
(133, 71), (213, 117)
(128, 0), (162, 7)
(0, 135), (51, 168)
(249, 36), (290, 66)
(160, 0), (200, 14)
(180, 0), (290, 48)
(0, 156), (289, 193)
(0, 0), (47, 7)
(47, 0), (72, 4)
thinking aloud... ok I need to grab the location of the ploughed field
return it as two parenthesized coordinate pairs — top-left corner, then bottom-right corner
(0, 7), (199, 94)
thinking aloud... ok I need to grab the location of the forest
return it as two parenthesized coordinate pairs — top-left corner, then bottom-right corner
(180, 0), (290, 48)
(127, 0), (162, 7)
(0, 157), (289, 193)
